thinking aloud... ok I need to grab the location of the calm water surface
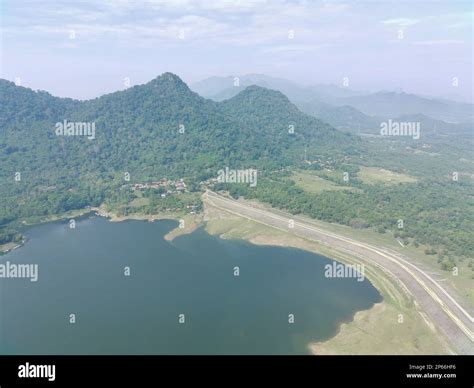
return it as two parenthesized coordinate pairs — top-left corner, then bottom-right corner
(0, 216), (381, 354)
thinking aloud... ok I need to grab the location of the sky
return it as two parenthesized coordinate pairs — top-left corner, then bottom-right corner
(0, 0), (472, 101)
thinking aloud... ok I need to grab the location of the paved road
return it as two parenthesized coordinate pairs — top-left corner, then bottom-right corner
(204, 190), (474, 354)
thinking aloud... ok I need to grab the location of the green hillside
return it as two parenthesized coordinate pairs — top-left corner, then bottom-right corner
(0, 73), (361, 243)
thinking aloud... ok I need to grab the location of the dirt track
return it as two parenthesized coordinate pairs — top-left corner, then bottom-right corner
(204, 190), (474, 355)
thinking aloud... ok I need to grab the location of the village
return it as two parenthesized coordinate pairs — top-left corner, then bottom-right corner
(128, 178), (187, 197)
(125, 178), (200, 215)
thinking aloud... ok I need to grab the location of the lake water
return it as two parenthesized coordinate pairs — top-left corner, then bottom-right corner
(0, 216), (381, 354)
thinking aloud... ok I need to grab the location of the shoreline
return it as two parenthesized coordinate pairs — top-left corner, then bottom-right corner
(87, 199), (456, 354)
(89, 206), (203, 241)
(0, 205), (201, 254)
(307, 302), (385, 355)
(0, 201), (453, 354)
(202, 200), (454, 355)
(0, 240), (25, 255)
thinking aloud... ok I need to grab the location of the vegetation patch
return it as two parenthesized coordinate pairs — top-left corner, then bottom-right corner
(357, 167), (417, 185)
(290, 171), (355, 194)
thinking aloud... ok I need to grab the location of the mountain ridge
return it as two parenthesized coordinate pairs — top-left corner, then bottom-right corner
(192, 74), (474, 127)
(0, 72), (363, 242)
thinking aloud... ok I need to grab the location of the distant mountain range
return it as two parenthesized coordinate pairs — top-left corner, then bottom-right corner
(192, 74), (474, 134)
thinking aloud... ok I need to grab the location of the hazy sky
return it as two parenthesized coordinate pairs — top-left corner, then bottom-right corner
(1, 0), (472, 101)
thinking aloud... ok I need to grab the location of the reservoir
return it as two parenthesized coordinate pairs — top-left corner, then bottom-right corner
(0, 216), (381, 354)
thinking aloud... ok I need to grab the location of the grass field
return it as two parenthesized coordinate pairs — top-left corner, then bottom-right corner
(290, 171), (356, 193)
(309, 301), (451, 355)
(357, 166), (417, 185)
(129, 196), (150, 207)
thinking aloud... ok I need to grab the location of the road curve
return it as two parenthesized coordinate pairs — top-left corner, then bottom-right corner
(204, 190), (474, 355)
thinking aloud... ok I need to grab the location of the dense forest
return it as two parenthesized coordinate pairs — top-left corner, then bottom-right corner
(0, 73), (359, 240)
(0, 73), (472, 268)
(216, 169), (473, 268)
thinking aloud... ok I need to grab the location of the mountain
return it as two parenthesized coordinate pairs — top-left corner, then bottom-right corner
(0, 73), (363, 242)
(192, 74), (365, 103)
(192, 75), (474, 129)
(220, 85), (359, 156)
(1, 73), (361, 178)
(191, 74), (380, 133)
(0, 80), (80, 133)
(1, 73), (472, 262)
(192, 74), (306, 101)
(295, 100), (380, 133)
(392, 113), (473, 136)
(337, 92), (474, 123)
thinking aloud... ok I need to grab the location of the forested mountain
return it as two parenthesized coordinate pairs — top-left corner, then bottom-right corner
(0, 73), (361, 243)
(219, 85), (361, 158)
(1, 73), (360, 180)
(0, 79), (79, 125)
(1, 72), (472, 267)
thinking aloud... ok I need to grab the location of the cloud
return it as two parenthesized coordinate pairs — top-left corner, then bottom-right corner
(412, 39), (464, 46)
(100, 0), (270, 14)
(382, 18), (421, 27)
(261, 43), (328, 54)
(1, 0), (352, 49)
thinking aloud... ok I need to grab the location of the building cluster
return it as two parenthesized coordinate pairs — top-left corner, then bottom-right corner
(129, 179), (187, 195)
